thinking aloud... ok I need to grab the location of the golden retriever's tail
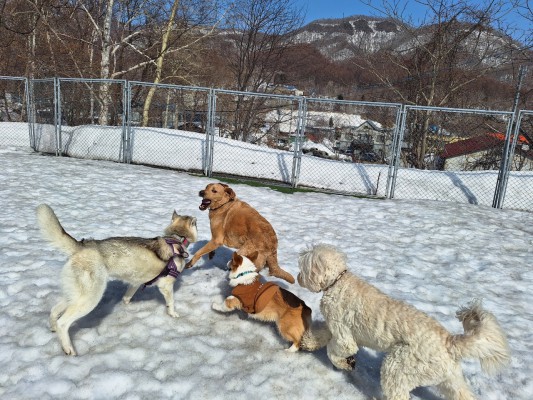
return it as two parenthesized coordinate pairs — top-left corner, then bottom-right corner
(36, 204), (81, 256)
(450, 299), (510, 374)
(300, 320), (332, 351)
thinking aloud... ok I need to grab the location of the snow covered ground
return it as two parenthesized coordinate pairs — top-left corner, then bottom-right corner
(0, 146), (532, 399)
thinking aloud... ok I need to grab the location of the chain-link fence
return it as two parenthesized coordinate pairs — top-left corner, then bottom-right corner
(126, 82), (211, 173)
(501, 110), (533, 211)
(389, 106), (515, 208)
(0, 76), (29, 147)
(30, 78), (56, 153)
(1, 76), (532, 212)
(210, 90), (303, 185)
(297, 98), (402, 196)
(58, 78), (126, 162)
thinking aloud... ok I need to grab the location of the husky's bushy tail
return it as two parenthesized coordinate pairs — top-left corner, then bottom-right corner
(36, 204), (81, 256)
(450, 299), (510, 373)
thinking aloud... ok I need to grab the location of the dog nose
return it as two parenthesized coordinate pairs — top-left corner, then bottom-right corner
(199, 190), (205, 197)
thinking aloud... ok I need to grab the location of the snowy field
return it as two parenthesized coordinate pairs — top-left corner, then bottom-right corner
(0, 146), (532, 399)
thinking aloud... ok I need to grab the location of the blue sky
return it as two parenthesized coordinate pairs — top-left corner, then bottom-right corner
(295, 0), (531, 38)
(297, 0), (430, 25)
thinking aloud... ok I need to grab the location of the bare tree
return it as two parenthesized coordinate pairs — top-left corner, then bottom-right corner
(141, 0), (223, 126)
(356, 0), (525, 168)
(221, 0), (304, 141)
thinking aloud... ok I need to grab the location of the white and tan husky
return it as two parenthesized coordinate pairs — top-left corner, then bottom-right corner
(36, 204), (198, 355)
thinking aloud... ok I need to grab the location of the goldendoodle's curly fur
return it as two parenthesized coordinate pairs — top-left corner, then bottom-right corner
(298, 244), (510, 400)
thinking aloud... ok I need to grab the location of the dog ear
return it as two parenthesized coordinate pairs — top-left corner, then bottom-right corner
(232, 252), (243, 266)
(248, 251), (258, 263)
(224, 187), (236, 200)
(172, 210), (179, 221)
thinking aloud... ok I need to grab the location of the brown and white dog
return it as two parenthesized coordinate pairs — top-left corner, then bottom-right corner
(212, 251), (311, 351)
(185, 182), (295, 284)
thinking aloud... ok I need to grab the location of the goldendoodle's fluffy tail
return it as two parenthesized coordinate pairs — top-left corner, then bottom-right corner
(450, 299), (510, 374)
(300, 320), (332, 351)
(36, 204), (81, 256)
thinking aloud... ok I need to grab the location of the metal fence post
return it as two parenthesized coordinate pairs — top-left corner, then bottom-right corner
(493, 65), (527, 209)
(54, 77), (62, 156)
(290, 97), (306, 188)
(388, 104), (408, 199)
(492, 116), (515, 208)
(206, 89), (216, 177)
(124, 81), (132, 163)
(385, 104), (404, 199)
(22, 77), (33, 149)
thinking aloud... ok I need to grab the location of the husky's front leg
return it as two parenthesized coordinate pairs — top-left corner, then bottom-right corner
(122, 284), (141, 304)
(212, 296), (242, 312)
(156, 276), (179, 318)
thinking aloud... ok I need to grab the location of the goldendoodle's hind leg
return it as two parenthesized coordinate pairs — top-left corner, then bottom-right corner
(436, 367), (477, 400)
(380, 345), (421, 400)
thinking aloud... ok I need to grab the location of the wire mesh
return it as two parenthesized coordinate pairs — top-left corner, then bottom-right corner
(299, 98), (401, 196)
(31, 79), (56, 153)
(210, 90), (302, 185)
(127, 83), (210, 173)
(0, 75), (530, 212)
(58, 79), (126, 162)
(0, 77), (29, 147)
(502, 111), (533, 211)
(391, 107), (513, 207)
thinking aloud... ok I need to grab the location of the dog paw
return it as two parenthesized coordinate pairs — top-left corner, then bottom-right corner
(332, 356), (355, 370)
(63, 345), (77, 356)
(211, 302), (225, 312)
(346, 355), (356, 369)
(285, 344), (299, 352)
(184, 261), (194, 269)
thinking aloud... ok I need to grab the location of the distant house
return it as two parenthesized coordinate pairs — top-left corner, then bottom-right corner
(439, 132), (533, 171)
(335, 120), (390, 161)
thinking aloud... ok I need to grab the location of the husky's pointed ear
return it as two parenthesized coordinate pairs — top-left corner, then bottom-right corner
(248, 251), (259, 263)
(172, 210), (179, 221)
(224, 186), (236, 200)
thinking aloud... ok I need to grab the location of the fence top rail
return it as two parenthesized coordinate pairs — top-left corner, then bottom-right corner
(58, 77), (127, 85)
(31, 78), (56, 83)
(213, 88), (303, 102)
(518, 109), (533, 115)
(404, 104), (513, 116)
(304, 96), (402, 109)
(129, 81), (211, 93)
(0, 76), (27, 81)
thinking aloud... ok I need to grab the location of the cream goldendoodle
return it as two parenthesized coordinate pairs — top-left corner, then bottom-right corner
(298, 244), (510, 400)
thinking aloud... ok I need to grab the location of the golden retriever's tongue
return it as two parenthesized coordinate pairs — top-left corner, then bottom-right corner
(199, 199), (211, 210)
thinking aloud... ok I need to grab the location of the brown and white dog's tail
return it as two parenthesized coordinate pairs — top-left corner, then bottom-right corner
(300, 320), (332, 351)
(449, 299), (510, 374)
(36, 204), (81, 256)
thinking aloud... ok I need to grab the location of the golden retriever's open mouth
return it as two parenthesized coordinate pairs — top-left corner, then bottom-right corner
(199, 199), (211, 211)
